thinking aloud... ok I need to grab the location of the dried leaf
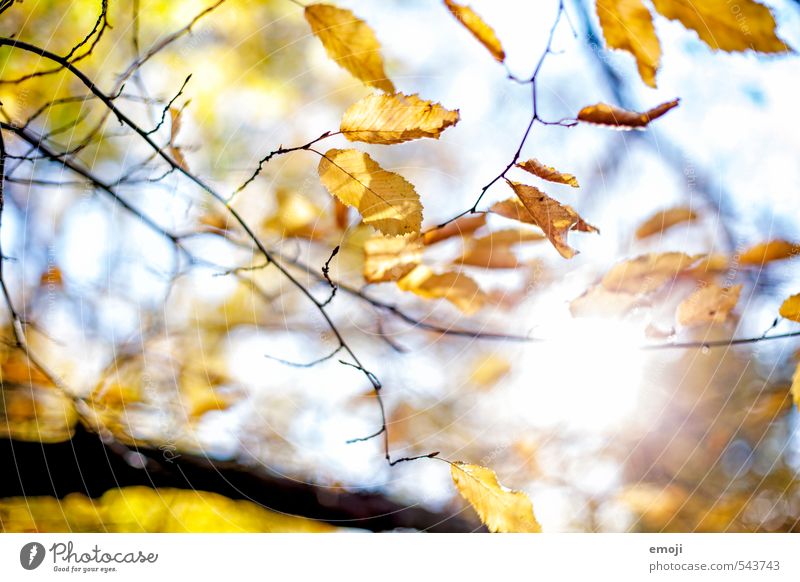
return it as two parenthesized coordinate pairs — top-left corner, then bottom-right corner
(779, 293), (800, 322)
(341, 92), (459, 144)
(456, 229), (544, 269)
(318, 148), (422, 236)
(304, 3), (395, 93)
(596, 0), (662, 87)
(677, 283), (742, 327)
(635, 207), (698, 239)
(423, 214), (487, 246)
(450, 462), (541, 533)
(570, 285), (641, 318)
(602, 252), (701, 294)
(651, 0), (790, 53)
(397, 265), (485, 314)
(443, 0), (505, 62)
(498, 181), (598, 259)
(516, 158), (579, 188)
(739, 240), (800, 266)
(577, 99), (679, 129)
(363, 235), (423, 282)
(168, 107), (190, 171)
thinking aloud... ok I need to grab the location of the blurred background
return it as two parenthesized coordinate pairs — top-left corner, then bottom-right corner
(0, 0), (799, 532)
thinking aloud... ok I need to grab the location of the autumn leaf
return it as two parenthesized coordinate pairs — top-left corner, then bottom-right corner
(264, 189), (328, 240)
(456, 229), (544, 269)
(792, 363), (800, 412)
(497, 181), (598, 259)
(602, 252), (701, 294)
(422, 214), (487, 246)
(739, 240), (800, 266)
(304, 3), (395, 93)
(340, 92), (459, 144)
(169, 107), (190, 171)
(779, 293), (800, 322)
(651, 0), (790, 53)
(450, 462), (541, 533)
(334, 198), (350, 230)
(570, 285), (642, 318)
(516, 158), (579, 188)
(363, 234), (423, 282)
(596, 0), (662, 88)
(443, 0), (505, 63)
(397, 265), (485, 314)
(677, 283), (742, 327)
(469, 354), (511, 388)
(635, 207), (698, 239)
(318, 148), (422, 236)
(577, 99), (679, 129)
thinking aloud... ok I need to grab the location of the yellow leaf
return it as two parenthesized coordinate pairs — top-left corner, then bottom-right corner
(677, 283), (742, 327)
(0, 488), (337, 533)
(792, 362), (800, 412)
(469, 354), (511, 388)
(0, 385), (77, 443)
(739, 240), (800, 265)
(304, 3), (395, 93)
(168, 107), (190, 172)
(397, 265), (485, 314)
(497, 181), (598, 259)
(516, 158), (579, 188)
(635, 207), (698, 239)
(602, 252), (701, 294)
(577, 99), (679, 129)
(651, 0), (790, 53)
(456, 229), (544, 269)
(422, 214), (487, 245)
(264, 189), (328, 240)
(363, 234), (423, 282)
(596, 0), (662, 87)
(443, 0), (505, 63)
(779, 293), (800, 322)
(340, 92), (459, 144)
(450, 462), (541, 533)
(570, 285), (641, 318)
(318, 148), (422, 236)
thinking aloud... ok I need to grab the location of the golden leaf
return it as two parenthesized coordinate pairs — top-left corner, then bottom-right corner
(264, 189), (328, 240)
(498, 181), (598, 259)
(577, 99), (679, 129)
(318, 148), (422, 236)
(651, 0), (790, 53)
(450, 462), (541, 533)
(779, 293), (800, 322)
(304, 3), (395, 93)
(469, 354), (511, 388)
(635, 207), (698, 239)
(363, 234), (423, 282)
(0, 385), (77, 443)
(397, 265), (485, 314)
(168, 107), (190, 172)
(443, 0), (505, 62)
(570, 285), (641, 318)
(596, 0), (662, 87)
(792, 362), (800, 412)
(739, 240), (800, 266)
(0, 488), (337, 533)
(334, 198), (350, 230)
(340, 92), (459, 144)
(422, 214), (487, 246)
(602, 252), (701, 294)
(516, 158), (579, 188)
(677, 283), (742, 327)
(456, 229), (544, 269)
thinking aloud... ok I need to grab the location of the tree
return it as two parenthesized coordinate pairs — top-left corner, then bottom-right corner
(0, 0), (798, 533)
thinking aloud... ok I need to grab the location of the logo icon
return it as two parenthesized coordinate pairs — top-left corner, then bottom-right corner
(20, 542), (46, 570)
